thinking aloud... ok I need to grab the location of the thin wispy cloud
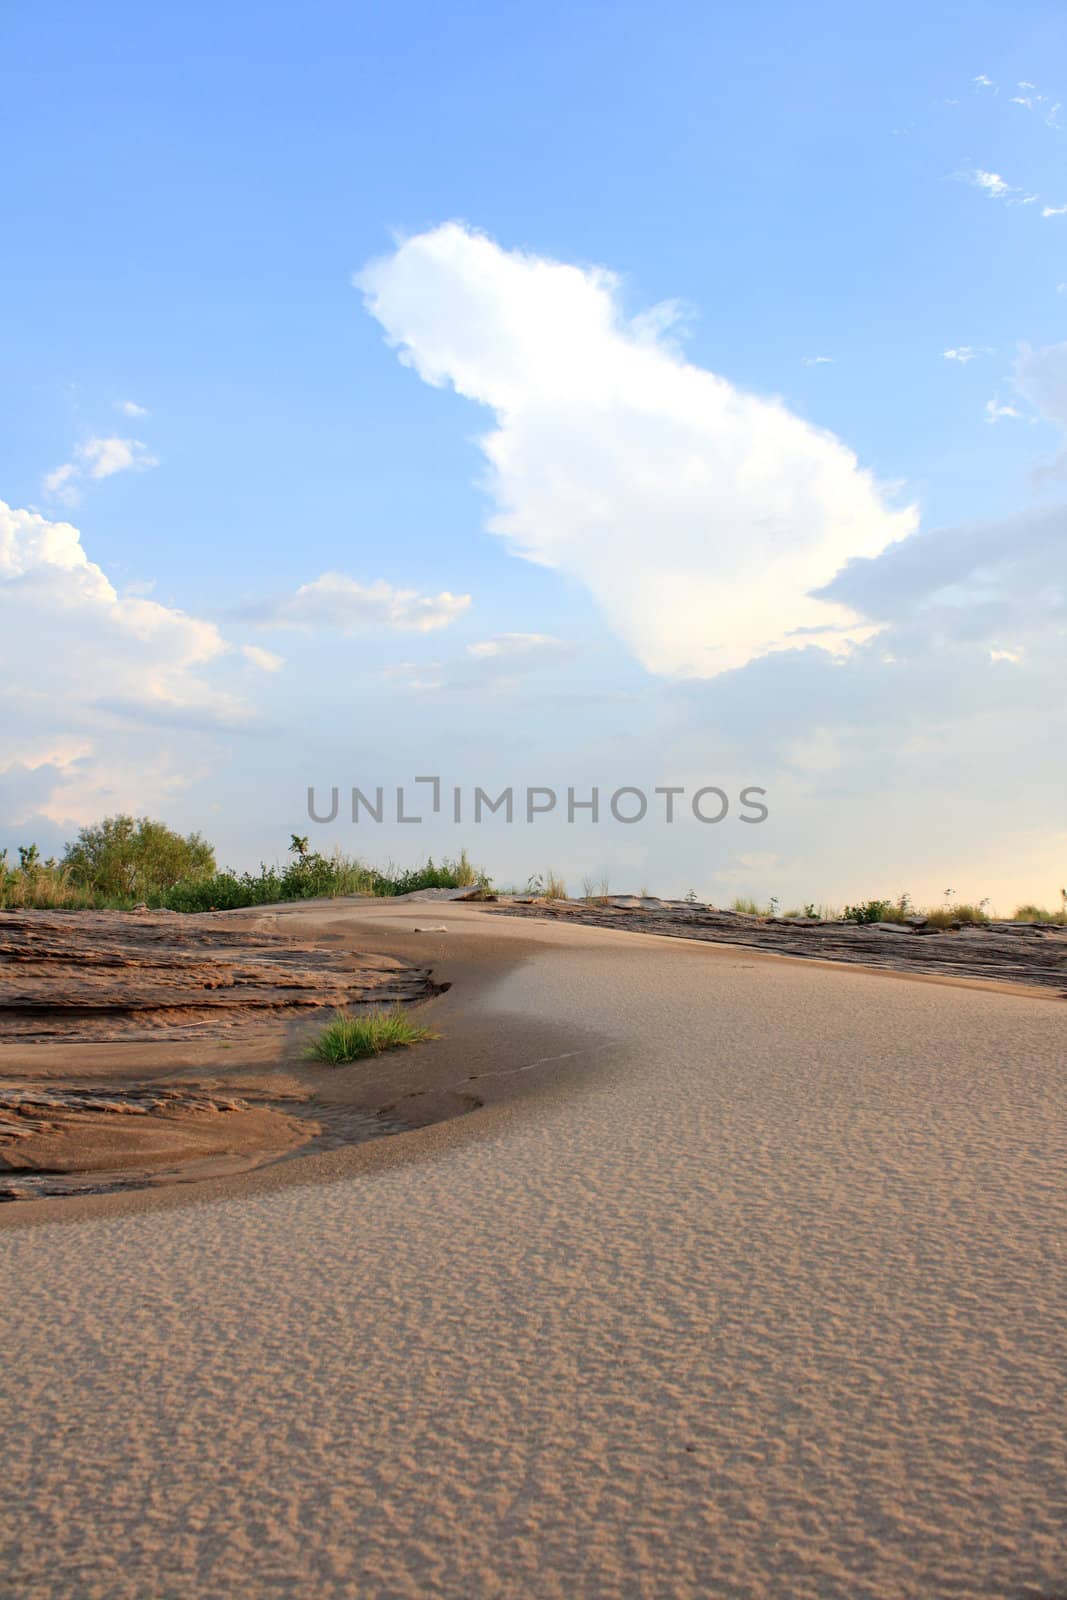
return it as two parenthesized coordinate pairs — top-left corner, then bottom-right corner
(78, 437), (158, 479)
(115, 400), (149, 418)
(963, 168), (1011, 200)
(985, 397), (1021, 423)
(252, 572), (472, 634)
(1041, 204), (1067, 217)
(384, 632), (577, 694)
(959, 169), (1039, 207)
(973, 73), (997, 92)
(43, 436), (159, 505)
(801, 355), (834, 366)
(1009, 81), (1062, 126)
(241, 644), (285, 672)
(944, 347), (989, 363)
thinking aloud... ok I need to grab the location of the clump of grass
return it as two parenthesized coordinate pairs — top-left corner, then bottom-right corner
(729, 895), (782, 916)
(1013, 902), (1067, 925)
(304, 1007), (438, 1064)
(922, 902), (989, 928)
(580, 872), (613, 904)
(527, 869), (569, 899)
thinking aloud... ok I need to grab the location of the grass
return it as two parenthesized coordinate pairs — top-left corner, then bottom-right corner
(303, 1007), (438, 1064)
(580, 872), (612, 902)
(527, 869), (569, 899)
(730, 896), (774, 916)
(725, 890), (1067, 927)
(1013, 902), (1067, 924)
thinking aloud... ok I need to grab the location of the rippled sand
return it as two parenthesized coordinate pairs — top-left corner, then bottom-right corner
(2, 905), (1064, 1598)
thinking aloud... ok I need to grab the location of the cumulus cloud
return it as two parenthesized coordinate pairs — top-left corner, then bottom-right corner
(255, 571), (472, 633)
(0, 499), (255, 825)
(357, 223), (916, 677)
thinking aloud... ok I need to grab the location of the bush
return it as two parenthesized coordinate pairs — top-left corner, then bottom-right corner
(1, 825), (491, 913)
(62, 815), (215, 900)
(842, 898), (900, 925)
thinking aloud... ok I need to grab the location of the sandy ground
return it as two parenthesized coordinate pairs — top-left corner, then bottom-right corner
(2, 902), (1065, 1599)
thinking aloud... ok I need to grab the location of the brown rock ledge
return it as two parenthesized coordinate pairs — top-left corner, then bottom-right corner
(0, 909), (443, 1041)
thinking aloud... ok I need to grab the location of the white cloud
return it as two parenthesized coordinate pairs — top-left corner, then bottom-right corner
(1041, 204), (1067, 217)
(1009, 82), (1062, 126)
(985, 398), (1021, 422)
(78, 436), (158, 479)
(973, 74), (997, 91)
(357, 223), (916, 677)
(0, 499), (259, 826)
(259, 572), (471, 633)
(801, 355), (834, 366)
(115, 399), (150, 418)
(958, 170), (1039, 208)
(43, 434), (159, 503)
(42, 462), (79, 504)
(943, 346), (987, 363)
(964, 169), (1012, 199)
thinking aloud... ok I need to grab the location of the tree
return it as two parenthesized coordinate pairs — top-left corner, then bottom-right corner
(62, 816), (216, 898)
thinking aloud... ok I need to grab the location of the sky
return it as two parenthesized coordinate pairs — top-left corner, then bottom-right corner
(2, 0), (1066, 910)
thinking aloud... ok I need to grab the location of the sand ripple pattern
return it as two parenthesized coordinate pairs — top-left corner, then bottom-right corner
(2, 913), (1065, 1599)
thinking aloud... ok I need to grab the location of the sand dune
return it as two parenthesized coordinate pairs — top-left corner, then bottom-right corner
(2, 904), (1065, 1598)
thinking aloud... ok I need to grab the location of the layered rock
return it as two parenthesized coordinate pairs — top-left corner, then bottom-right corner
(0, 909), (442, 1041)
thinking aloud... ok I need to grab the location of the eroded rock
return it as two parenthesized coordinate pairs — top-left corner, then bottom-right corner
(0, 910), (443, 1041)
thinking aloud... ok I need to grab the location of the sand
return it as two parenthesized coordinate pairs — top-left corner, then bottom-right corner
(2, 902), (1065, 1598)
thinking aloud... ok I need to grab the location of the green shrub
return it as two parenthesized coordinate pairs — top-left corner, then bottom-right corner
(62, 815), (215, 899)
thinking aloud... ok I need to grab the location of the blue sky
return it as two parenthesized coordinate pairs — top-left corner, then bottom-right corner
(3, 0), (1066, 907)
